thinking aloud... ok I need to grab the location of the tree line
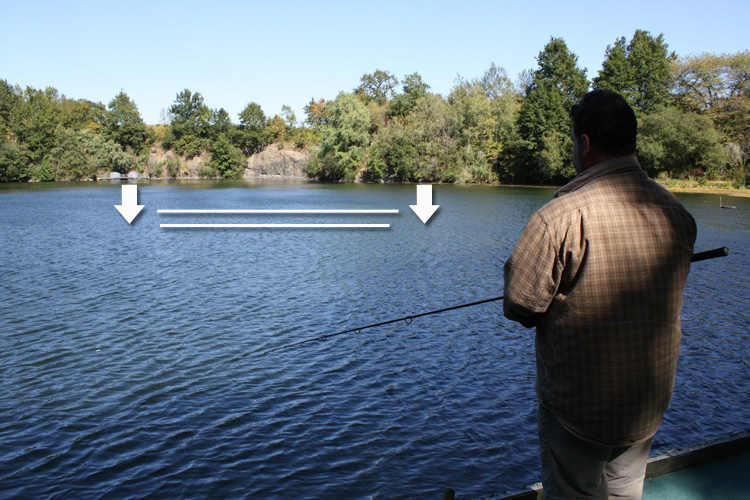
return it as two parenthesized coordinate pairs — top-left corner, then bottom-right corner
(1, 30), (748, 187)
(0, 83), (310, 181)
(309, 31), (748, 187)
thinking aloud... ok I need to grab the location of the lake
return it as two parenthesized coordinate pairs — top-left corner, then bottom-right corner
(0, 180), (748, 499)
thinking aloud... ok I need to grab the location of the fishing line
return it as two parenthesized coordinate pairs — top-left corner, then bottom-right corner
(269, 247), (729, 353)
(268, 296), (503, 353)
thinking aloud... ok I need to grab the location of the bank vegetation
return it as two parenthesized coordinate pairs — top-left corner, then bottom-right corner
(1, 30), (748, 189)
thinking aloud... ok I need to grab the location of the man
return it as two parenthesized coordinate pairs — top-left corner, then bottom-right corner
(503, 90), (697, 499)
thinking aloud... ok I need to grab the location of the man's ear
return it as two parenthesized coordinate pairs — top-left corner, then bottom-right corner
(581, 133), (591, 158)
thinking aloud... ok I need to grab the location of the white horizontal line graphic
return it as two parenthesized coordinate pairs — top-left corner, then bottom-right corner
(160, 223), (391, 228)
(158, 209), (398, 214)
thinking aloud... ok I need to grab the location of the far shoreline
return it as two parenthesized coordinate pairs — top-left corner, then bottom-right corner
(7, 177), (750, 199)
(661, 185), (750, 199)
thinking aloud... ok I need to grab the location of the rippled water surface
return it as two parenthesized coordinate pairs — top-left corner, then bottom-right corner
(1, 181), (748, 499)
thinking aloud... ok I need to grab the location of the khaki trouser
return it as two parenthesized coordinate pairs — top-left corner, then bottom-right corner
(537, 406), (653, 500)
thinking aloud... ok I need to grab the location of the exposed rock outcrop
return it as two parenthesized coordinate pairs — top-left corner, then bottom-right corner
(245, 145), (310, 178)
(146, 143), (311, 179)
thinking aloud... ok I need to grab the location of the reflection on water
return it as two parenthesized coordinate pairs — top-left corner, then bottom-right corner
(0, 182), (747, 499)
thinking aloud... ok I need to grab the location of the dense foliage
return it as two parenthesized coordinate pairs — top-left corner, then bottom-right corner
(1, 30), (748, 187)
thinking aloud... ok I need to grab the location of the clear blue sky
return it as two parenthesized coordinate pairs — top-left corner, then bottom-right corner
(2, 0), (748, 125)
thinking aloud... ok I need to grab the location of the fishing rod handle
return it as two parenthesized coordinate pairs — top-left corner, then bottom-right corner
(692, 247), (729, 263)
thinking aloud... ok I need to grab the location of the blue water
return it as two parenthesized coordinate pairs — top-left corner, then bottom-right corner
(0, 181), (748, 499)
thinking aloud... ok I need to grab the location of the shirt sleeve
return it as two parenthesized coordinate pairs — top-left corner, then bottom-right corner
(503, 212), (560, 327)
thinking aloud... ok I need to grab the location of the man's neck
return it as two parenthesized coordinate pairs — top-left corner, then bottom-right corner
(581, 151), (636, 172)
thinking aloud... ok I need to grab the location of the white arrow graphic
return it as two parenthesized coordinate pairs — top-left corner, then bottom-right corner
(115, 184), (144, 224)
(409, 184), (439, 224)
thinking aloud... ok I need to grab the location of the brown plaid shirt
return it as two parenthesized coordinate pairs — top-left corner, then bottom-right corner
(504, 156), (697, 446)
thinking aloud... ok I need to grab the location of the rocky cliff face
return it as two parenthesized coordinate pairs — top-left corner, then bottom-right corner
(146, 144), (311, 179)
(244, 145), (310, 178)
(147, 146), (211, 178)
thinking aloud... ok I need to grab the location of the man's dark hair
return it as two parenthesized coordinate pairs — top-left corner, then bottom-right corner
(569, 89), (637, 156)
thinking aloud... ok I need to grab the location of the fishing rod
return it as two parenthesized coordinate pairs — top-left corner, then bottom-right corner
(269, 247), (729, 353)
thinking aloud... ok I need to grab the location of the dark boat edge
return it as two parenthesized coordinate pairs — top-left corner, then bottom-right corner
(462, 430), (750, 500)
(645, 429), (749, 478)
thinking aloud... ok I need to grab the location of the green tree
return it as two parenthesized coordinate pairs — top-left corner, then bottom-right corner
(481, 64), (521, 178)
(627, 30), (674, 112)
(14, 86), (63, 164)
(210, 133), (246, 178)
(235, 102), (268, 154)
(83, 130), (136, 174)
(105, 91), (149, 152)
(671, 51), (750, 160)
(0, 80), (22, 143)
(281, 105), (297, 127)
(638, 106), (728, 178)
(447, 64), (520, 180)
(368, 117), (415, 181)
(533, 37), (589, 105)
(210, 107), (232, 139)
(309, 92), (371, 180)
(0, 140), (29, 181)
(61, 98), (106, 132)
(355, 70), (399, 105)
(514, 83), (575, 182)
(169, 89), (210, 138)
(595, 37), (632, 94)
(239, 101), (266, 128)
(48, 125), (91, 180)
(388, 72), (430, 117)
(448, 77), (498, 181)
(514, 38), (588, 183)
(403, 93), (457, 182)
(286, 126), (320, 150)
(384, 135), (419, 182)
(594, 30), (675, 113)
(169, 89), (210, 157)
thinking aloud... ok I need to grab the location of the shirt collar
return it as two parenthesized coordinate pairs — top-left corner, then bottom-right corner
(555, 156), (643, 198)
